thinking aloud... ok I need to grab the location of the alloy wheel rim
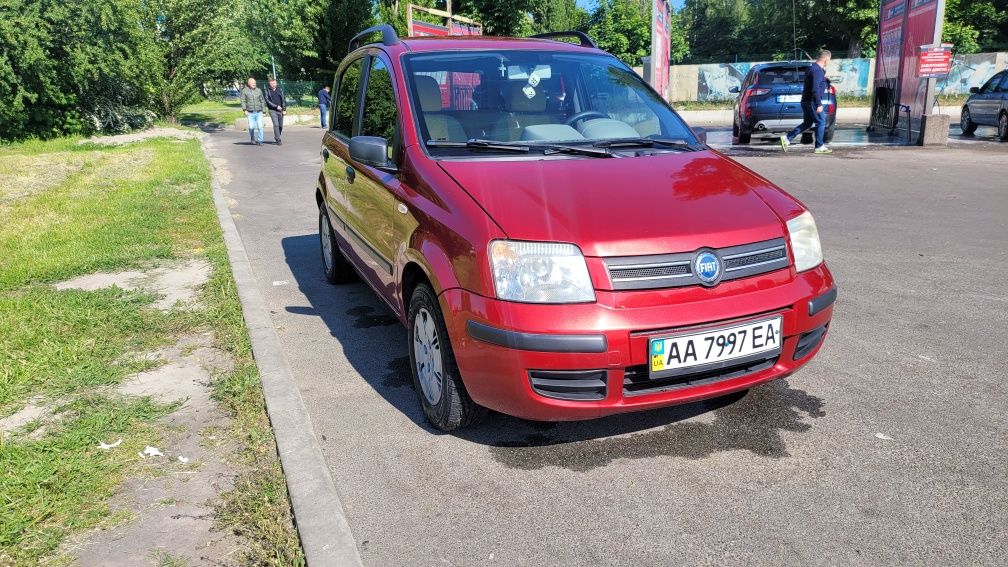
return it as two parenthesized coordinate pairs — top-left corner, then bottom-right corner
(413, 308), (443, 405)
(320, 213), (333, 272)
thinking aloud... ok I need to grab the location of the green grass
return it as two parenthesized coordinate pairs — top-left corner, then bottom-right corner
(177, 100), (245, 126)
(0, 135), (303, 565)
(0, 396), (172, 564)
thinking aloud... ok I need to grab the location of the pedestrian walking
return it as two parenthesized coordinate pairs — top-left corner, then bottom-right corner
(780, 50), (833, 155)
(264, 78), (287, 145)
(318, 85), (331, 129)
(240, 77), (266, 146)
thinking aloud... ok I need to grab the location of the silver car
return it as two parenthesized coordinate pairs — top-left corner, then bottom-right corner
(961, 70), (1008, 141)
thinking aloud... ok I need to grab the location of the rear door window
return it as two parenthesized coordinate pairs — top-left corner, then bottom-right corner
(334, 58), (364, 137)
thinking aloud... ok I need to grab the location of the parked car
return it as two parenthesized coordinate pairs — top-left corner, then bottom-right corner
(730, 62), (837, 145)
(960, 70), (1008, 141)
(317, 26), (836, 431)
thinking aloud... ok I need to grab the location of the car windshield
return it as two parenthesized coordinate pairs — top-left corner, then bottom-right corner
(402, 50), (697, 150)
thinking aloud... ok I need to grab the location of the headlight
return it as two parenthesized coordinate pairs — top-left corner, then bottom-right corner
(489, 240), (595, 303)
(787, 211), (823, 272)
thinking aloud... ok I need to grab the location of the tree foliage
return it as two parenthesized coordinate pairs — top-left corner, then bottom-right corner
(588, 0), (652, 66)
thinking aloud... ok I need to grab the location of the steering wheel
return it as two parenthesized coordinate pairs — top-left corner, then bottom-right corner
(565, 110), (608, 128)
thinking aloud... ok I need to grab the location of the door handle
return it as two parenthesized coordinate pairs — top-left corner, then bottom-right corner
(321, 147), (329, 159)
(345, 166), (355, 183)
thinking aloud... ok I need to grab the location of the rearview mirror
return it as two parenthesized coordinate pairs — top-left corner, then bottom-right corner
(969, 86), (980, 94)
(692, 127), (707, 144)
(728, 86), (740, 94)
(350, 136), (396, 172)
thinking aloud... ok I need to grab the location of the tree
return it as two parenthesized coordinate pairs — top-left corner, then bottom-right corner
(588, 0), (651, 66)
(681, 0), (750, 61)
(0, 0), (158, 139)
(456, 0), (534, 36)
(816, 0), (877, 58)
(310, 0), (375, 81)
(247, 0), (323, 79)
(943, 0), (1007, 54)
(145, 0), (259, 122)
(528, 0), (590, 35)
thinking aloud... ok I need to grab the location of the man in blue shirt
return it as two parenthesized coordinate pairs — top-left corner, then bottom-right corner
(780, 50), (832, 154)
(318, 85), (331, 129)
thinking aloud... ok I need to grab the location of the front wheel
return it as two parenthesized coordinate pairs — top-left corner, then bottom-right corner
(961, 107), (978, 136)
(998, 112), (1008, 142)
(408, 283), (485, 431)
(319, 205), (354, 284)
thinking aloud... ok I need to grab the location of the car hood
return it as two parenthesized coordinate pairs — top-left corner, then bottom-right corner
(437, 150), (789, 257)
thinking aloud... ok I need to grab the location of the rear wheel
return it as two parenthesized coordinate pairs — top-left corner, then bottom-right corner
(319, 205), (354, 284)
(408, 283), (485, 431)
(998, 112), (1008, 142)
(960, 106), (978, 136)
(733, 122), (751, 145)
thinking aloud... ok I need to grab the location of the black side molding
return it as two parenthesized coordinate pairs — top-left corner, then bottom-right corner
(809, 286), (838, 317)
(467, 321), (607, 353)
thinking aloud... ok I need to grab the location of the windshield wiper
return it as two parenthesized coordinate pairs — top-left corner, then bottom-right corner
(592, 137), (705, 151)
(541, 143), (614, 158)
(426, 139), (530, 153)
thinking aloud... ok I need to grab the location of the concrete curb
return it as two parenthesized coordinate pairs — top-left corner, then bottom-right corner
(198, 135), (364, 567)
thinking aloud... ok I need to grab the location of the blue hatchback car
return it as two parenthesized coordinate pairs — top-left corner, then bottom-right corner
(960, 70), (1008, 141)
(730, 62), (837, 145)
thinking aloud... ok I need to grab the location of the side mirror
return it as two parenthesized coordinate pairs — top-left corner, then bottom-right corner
(350, 136), (396, 172)
(969, 86), (980, 94)
(692, 126), (707, 144)
(728, 86), (740, 94)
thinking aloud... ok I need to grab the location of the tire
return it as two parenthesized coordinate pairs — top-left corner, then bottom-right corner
(319, 205), (354, 284)
(999, 112), (1008, 142)
(823, 127), (835, 144)
(733, 123), (751, 145)
(960, 106), (978, 136)
(408, 283), (486, 431)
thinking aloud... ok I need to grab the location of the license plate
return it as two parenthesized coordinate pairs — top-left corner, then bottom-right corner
(649, 317), (782, 378)
(777, 94), (802, 103)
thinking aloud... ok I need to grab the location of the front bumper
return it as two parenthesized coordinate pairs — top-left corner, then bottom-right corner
(439, 264), (835, 421)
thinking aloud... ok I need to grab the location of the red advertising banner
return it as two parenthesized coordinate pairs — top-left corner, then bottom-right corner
(876, 0), (906, 82)
(899, 0), (942, 115)
(917, 44), (953, 78)
(649, 0), (671, 99)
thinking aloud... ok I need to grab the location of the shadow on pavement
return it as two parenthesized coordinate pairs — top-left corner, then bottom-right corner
(281, 233), (826, 468)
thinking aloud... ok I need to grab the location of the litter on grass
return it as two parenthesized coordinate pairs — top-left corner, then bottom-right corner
(875, 432), (893, 440)
(98, 438), (123, 450)
(178, 456), (190, 463)
(138, 445), (164, 458)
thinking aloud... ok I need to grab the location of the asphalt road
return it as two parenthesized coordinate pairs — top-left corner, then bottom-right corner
(205, 126), (1007, 566)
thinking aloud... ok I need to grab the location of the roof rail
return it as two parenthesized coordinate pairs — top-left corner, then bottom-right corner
(529, 31), (598, 49)
(348, 24), (399, 52)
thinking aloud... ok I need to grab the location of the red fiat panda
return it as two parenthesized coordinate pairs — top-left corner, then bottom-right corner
(316, 26), (836, 431)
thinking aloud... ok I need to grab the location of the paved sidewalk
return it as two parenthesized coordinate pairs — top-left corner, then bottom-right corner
(207, 125), (1008, 566)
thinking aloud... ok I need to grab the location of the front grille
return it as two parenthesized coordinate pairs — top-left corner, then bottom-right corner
(529, 369), (607, 401)
(604, 238), (790, 291)
(623, 354), (777, 396)
(608, 263), (690, 281)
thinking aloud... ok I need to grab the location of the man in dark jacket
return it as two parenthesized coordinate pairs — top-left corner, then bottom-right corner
(318, 85), (331, 129)
(780, 50), (832, 154)
(264, 78), (286, 145)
